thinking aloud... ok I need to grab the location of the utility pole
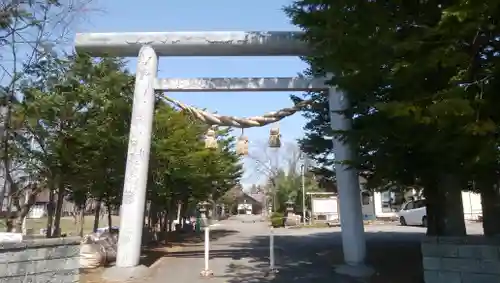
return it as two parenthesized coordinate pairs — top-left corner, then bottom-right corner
(301, 164), (305, 224)
(300, 153), (308, 224)
(272, 178), (277, 213)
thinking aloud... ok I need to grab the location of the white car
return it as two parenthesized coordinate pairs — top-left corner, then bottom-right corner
(398, 199), (427, 227)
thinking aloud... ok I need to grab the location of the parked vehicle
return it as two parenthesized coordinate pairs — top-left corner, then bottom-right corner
(398, 199), (427, 227)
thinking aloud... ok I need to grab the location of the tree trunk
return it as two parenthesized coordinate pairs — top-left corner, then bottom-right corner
(12, 216), (23, 233)
(5, 216), (13, 232)
(149, 203), (158, 231)
(9, 190), (38, 233)
(440, 174), (467, 236)
(0, 104), (13, 214)
(147, 203), (153, 229)
(162, 212), (169, 244)
(168, 217), (173, 232)
(52, 186), (65, 237)
(424, 180), (440, 236)
(78, 205), (85, 237)
(424, 174), (466, 236)
(221, 204), (226, 218)
(1, 177), (11, 226)
(479, 181), (500, 236)
(143, 200), (148, 228)
(93, 199), (101, 232)
(158, 211), (163, 232)
(5, 212), (23, 233)
(72, 207), (78, 225)
(212, 203), (218, 221)
(176, 201), (182, 224)
(107, 202), (113, 228)
(161, 212), (167, 232)
(46, 189), (55, 238)
(5, 196), (18, 232)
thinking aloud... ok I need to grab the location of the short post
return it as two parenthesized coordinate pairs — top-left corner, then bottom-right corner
(269, 226), (277, 273)
(309, 196), (313, 225)
(200, 226), (213, 277)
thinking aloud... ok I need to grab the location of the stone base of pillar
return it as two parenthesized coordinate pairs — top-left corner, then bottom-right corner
(200, 269), (214, 277)
(101, 265), (150, 282)
(334, 264), (375, 278)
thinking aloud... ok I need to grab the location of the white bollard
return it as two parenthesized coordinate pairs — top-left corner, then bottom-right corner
(204, 227), (209, 271)
(269, 226), (277, 273)
(200, 226), (213, 277)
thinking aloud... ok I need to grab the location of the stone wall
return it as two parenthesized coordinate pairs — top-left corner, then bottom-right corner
(0, 236), (81, 283)
(422, 236), (500, 283)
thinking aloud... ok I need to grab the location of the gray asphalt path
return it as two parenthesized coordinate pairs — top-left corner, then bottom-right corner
(147, 215), (484, 283)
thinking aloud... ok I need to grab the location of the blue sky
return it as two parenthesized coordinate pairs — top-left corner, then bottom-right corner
(78, 0), (309, 188)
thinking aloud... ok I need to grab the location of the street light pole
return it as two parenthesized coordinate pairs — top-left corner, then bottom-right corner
(301, 164), (305, 224)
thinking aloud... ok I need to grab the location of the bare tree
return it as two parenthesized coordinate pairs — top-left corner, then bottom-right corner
(245, 140), (307, 213)
(0, 0), (97, 231)
(246, 140), (305, 180)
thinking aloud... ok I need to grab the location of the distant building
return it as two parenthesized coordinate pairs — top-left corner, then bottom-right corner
(236, 192), (264, 215)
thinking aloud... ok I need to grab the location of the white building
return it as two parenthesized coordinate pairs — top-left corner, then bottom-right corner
(359, 176), (482, 220)
(370, 190), (482, 220)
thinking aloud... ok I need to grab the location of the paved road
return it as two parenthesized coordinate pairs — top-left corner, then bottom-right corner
(148, 215), (484, 283)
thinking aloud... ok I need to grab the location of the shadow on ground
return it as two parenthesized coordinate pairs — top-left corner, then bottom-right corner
(142, 229), (239, 266)
(164, 229), (424, 283)
(80, 229), (239, 283)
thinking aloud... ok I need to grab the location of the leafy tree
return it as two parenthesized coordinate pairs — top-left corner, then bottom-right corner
(2, 44), (243, 239)
(148, 105), (242, 226)
(1, 0), (95, 215)
(6, 53), (74, 234)
(61, 55), (134, 233)
(286, 0), (500, 235)
(272, 167), (321, 215)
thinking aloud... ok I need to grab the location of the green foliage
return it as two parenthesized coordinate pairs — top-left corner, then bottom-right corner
(270, 212), (284, 227)
(272, 169), (320, 213)
(5, 51), (242, 230)
(285, 0), (500, 191)
(149, 105), (242, 208)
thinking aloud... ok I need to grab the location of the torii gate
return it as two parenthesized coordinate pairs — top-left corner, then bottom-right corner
(75, 31), (370, 276)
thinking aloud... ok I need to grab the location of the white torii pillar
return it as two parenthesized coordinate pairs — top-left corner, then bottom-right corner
(114, 45), (158, 267)
(74, 31), (370, 276)
(328, 87), (373, 276)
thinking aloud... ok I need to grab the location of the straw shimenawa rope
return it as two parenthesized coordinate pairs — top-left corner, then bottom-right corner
(161, 95), (315, 128)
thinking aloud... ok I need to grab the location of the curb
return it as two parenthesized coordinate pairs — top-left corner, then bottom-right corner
(284, 220), (399, 229)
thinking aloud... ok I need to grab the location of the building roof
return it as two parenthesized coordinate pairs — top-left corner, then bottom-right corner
(249, 193), (266, 204)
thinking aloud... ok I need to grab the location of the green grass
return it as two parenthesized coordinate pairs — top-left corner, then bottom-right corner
(25, 215), (121, 236)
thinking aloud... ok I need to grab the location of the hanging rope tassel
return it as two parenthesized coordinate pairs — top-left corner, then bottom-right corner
(236, 129), (249, 156)
(268, 126), (281, 148)
(204, 127), (218, 149)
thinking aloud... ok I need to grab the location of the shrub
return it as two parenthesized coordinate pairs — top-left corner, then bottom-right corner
(270, 212), (284, 227)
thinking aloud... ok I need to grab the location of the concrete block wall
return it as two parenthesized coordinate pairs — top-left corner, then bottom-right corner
(0, 236), (81, 283)
(422, 236), (500, 283)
